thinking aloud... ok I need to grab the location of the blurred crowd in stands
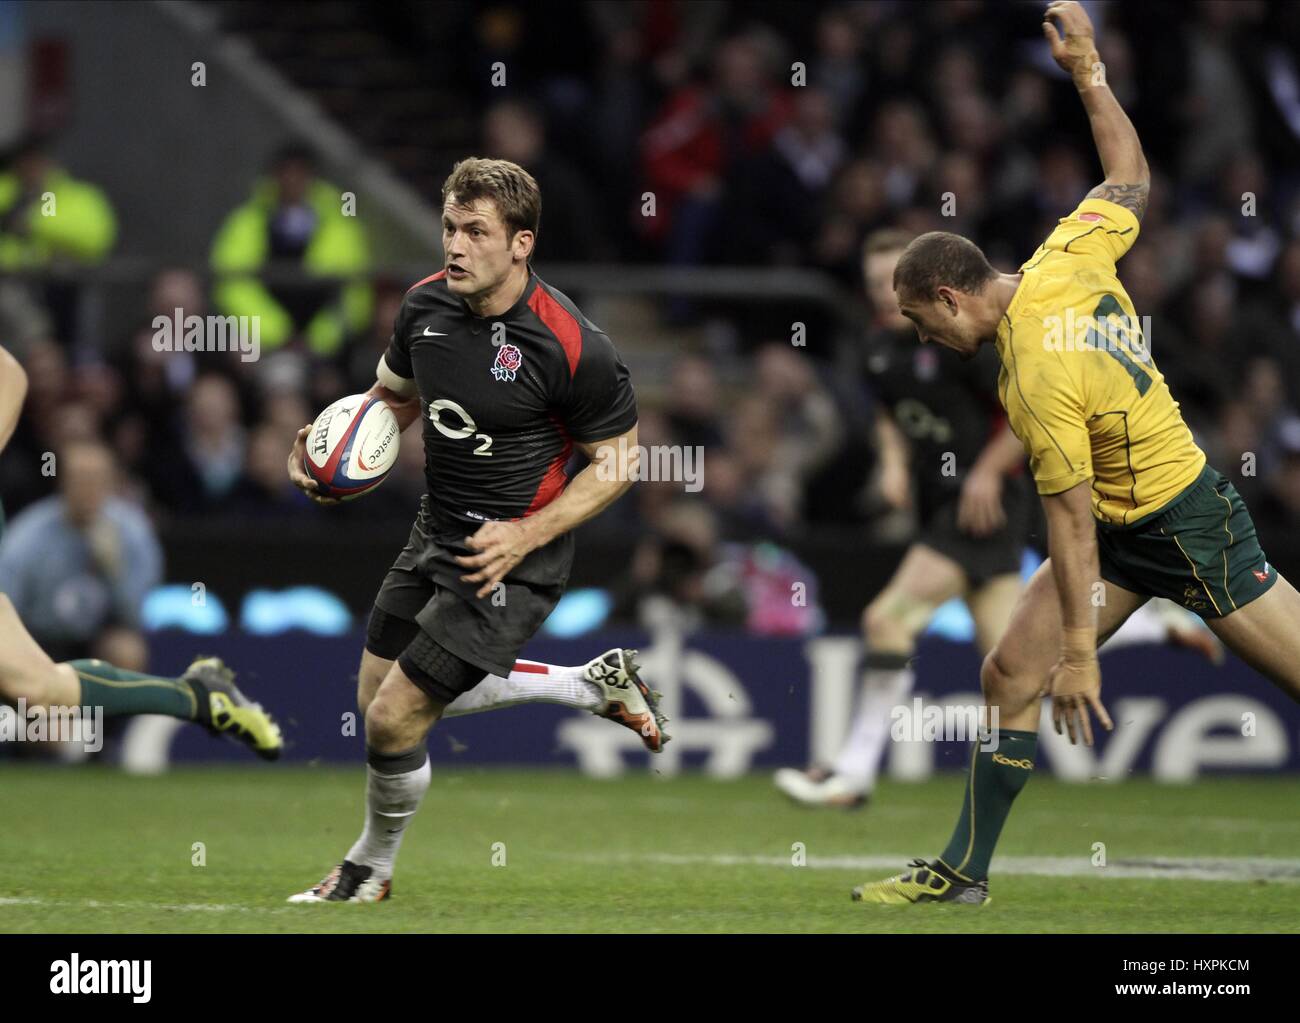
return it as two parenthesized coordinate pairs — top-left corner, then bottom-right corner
(2, 0), (1300, 638)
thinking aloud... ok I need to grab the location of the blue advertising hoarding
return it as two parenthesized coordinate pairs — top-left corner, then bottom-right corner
(136, 628), (1300, 781)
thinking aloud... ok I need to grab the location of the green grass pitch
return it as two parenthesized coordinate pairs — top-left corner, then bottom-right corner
(2, 765), (1298, 933)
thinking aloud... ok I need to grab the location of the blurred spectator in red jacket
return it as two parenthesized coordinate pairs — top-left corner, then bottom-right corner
(640, 31), (792, 265)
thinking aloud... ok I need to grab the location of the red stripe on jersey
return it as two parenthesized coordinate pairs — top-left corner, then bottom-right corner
(523, 414), (573, 517)
(406, 269), (447, 292)
(527, 285), (583, 377)
(511, 661), (549, 675)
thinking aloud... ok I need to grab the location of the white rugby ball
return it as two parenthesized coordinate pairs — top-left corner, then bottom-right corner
(303, 394), (400, 500)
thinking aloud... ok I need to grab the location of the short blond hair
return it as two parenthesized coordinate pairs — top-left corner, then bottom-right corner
(862, 228), (913, 260)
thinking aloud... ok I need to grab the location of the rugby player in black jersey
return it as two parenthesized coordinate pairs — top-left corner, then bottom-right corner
(286, 158), (666, 903)
(775, 229), (1032, 809)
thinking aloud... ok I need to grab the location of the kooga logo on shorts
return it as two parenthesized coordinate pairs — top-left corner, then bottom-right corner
(50, 954), (151, 1003)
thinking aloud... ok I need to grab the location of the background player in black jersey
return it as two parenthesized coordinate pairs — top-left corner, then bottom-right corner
(775, 229), (1032, 808)
(285, 158), (666, 903)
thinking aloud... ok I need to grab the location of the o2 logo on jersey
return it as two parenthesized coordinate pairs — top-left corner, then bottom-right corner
(427, 398), (493, 456)
(894, 397), (953, 443)
(491, 344), (523, 382)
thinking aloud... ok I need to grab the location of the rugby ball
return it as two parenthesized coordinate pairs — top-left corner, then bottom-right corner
(303, 394), (400, 500)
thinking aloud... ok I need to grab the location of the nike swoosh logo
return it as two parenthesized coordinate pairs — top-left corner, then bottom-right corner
(424, 327), (447, 336)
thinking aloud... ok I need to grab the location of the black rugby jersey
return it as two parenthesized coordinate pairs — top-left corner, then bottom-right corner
(383, 269), (638, 534)
(863, 326), (1012, 508)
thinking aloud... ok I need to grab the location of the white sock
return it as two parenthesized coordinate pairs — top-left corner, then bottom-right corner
(832, 658), (916, 791)
(441, 660), (603, 717)
(345, 754), (431, 880)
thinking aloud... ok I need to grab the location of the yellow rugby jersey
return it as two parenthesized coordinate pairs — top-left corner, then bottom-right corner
(995, 197), (1205, 526)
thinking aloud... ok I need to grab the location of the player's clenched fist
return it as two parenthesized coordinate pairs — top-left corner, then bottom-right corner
(1042, 1), (1098, 77)
(287, 424), (340, 506)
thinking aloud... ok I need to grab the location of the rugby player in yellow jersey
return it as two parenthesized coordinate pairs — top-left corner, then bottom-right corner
(853, 0), (1300, 905)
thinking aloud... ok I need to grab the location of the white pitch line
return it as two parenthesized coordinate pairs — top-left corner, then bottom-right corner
(0, 897), (294, 914)
(3, 855), (1298, 917)
(571, 852), (1300, 883)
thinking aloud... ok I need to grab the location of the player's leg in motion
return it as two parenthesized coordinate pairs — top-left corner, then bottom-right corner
(1099, 598), (1224, 663)
(852, 561), (1146, 904)
(966, 573), (1024, 659)
(441, 652), (669, 750)
(775, 545), (967, 808)
(0, 593), (281, 758)
(289, 618), (669, 904)
(290, 642), (450, 904)
(1204, 574), (1300, 703)
(359, 607), (667, 751)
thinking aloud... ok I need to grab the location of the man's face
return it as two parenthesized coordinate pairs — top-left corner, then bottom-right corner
(863, 250), (909, 330)
(16, 151), (52, 192)
(441, 194), (528, 300)
(61, 445), (113, 527)
(484, 106), (541, 164)
(895, 288), (984, 359)
(273, 159), (312, 205)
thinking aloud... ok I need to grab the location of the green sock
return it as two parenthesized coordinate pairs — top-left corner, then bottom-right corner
(937, 729), (1038, 883)
(69, 659), (198, 721)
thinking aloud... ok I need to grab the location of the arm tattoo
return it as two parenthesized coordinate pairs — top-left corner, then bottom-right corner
(1085, 181), (1149, 221)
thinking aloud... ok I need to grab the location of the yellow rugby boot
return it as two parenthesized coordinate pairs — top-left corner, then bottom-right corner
(852, 859), (990, 905)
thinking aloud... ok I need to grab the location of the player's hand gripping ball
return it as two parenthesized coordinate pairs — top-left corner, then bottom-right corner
(300, 394), (401, 500)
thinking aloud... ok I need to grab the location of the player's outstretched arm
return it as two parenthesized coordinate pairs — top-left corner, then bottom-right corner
(0, 346), (28, 456)
(1043, 0), (1149, 220)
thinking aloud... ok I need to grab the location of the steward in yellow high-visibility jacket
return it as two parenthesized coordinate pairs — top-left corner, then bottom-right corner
(210, 147), (371, 357)
(0, 142), (117, 269)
